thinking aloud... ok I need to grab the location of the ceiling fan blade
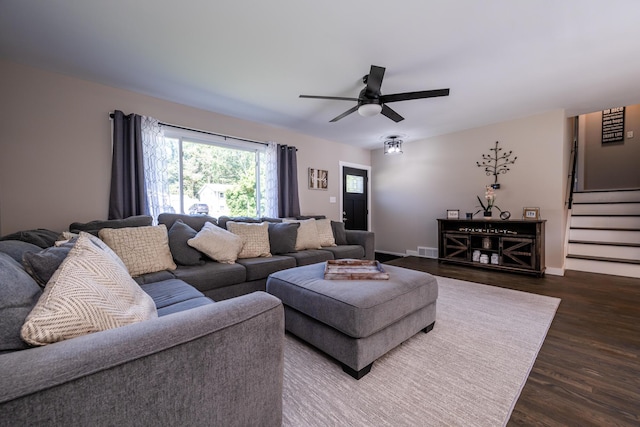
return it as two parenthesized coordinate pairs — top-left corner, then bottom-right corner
(329, 105), (359, 122)
(365, 65), (385, 95)
(381, 105), (404, 122)
(299, 95), (359, 101)
(380, 88), (450, 103)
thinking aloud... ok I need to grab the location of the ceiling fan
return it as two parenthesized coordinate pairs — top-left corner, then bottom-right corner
(299, 65), (449, 123)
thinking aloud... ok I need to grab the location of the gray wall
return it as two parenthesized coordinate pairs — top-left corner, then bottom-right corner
(581, 104), (640, 190)
(0, 60), (371, 235)
(371, 110), (570, 273)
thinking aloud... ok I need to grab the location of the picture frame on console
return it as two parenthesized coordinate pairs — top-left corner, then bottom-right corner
(523, 207), (540, 220)
(447, 209), (460, 219)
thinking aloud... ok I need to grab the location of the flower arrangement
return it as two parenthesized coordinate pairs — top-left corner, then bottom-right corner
(476, 186), (500, 216)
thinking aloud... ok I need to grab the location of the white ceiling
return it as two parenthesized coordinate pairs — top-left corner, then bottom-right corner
(2, 1), (640, 149)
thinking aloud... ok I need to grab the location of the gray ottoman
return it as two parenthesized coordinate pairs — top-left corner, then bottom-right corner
(266, 262), (438, 379)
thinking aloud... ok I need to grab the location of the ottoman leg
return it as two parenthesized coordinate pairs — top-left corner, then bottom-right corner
(342, 362), (373, 380)
(422, 321), (435, 333)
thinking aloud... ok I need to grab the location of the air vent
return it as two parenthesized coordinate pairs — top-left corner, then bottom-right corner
(417, 247), (438, 258)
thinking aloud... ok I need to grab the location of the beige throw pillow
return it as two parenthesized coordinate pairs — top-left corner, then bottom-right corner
(187, 222), (243, 264)
(21, 232), (157, 346)
(283, 218), (322, 250)
(226, 221), (272, 259)
(315, 218), (337, 247)
(99, 225), (176, 277)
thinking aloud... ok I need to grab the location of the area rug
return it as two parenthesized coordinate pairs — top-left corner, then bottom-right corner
(282, 276), (560, 427)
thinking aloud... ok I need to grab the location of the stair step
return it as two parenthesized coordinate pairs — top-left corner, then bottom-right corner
(571, 201), (640, 215)
(567, 254), (640, 264)
(568, 228), (640, 244)
(572, 189), (640, 204)
(568, 240), (640, 248)
(570, 215), (640, 229)
(565, 257), (640, 278)
(567, 242), (640, 260)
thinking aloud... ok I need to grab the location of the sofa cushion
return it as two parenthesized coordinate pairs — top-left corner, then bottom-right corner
(316, 219), (337, 247)
(0, 229), (61, 248)
(268, 222), (299, 255)
(21, 240), (75, 287)
(237, 255), (297, 281)
(139, 278), (212, 309)
(0, 253), (42, 353)
(320, 245), (365, 260)
(167, 220), (204, 266)
(69, 215), (153, 236)
(99, 225), (177, 277)
(0, 240), (43, 263)
(227, 221), (272, 259)
(172, 261), (246, 293)
(284, 249), (333, 266)
(157, 213), (218, 232)
(187, 222), (243, 264)
(331, 221), (348, 245)
(283, 218), (322, 250)
(132, 270), (177, 285)
(21, 233), (158, 346)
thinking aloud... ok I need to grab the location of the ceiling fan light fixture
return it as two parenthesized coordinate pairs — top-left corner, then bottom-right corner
(358, 103), (382, 117)
(384, 136), (403, 155)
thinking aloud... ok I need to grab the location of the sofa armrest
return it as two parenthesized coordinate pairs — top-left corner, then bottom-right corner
(0, 292), (284, 427)
(345, 230), (375, 260)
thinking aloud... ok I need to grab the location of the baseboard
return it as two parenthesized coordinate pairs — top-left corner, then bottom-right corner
(545, 267), (565, 276)
(375, 250), (407, 257)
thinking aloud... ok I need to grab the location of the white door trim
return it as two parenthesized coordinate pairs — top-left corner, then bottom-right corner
(339, 161), (372, 231)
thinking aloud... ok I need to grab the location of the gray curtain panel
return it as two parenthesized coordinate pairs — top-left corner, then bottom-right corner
(277, 145), (300, 218)
(108, 110), (148, 220)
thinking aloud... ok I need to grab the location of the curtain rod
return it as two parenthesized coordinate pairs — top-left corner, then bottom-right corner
(109, 113), (269, 147)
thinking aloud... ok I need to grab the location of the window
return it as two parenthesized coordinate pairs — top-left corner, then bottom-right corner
(346, 174), (364, 194)
(161, 128), (272, 218)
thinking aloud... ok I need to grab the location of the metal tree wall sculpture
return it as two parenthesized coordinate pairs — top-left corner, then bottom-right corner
(476, 141), (517, 189)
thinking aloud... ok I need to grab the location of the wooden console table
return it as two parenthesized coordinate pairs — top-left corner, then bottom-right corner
(437, 218), (546, 276)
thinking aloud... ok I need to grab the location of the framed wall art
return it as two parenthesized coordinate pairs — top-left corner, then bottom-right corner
(308, 168), (328, 190)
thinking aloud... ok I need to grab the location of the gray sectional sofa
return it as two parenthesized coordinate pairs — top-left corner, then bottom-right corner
(151, 213), (374, 300)
(0, 213), (374, 426)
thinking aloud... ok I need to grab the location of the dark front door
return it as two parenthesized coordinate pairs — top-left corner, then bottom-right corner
(342, 166), (368, 230)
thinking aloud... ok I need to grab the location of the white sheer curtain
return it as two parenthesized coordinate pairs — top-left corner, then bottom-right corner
(140, 116), (171, 223)
(261, 141), (279, 218)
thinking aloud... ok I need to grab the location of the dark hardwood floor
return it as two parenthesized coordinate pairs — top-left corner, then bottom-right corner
(385, 257), (640, 427)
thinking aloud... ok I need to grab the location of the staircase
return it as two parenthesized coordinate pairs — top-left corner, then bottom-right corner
(566, 189), (640, 278)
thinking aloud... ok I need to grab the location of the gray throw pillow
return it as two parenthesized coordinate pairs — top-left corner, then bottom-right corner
(268, 222), (300, 254)
(168, 220), (204, 266)
(0, 229), (61, 249)
(331, 221), (348, 245)
(0, 253), (43, 352)
(68, 215), (153, 236)
(22, 240), (75, 287)
(158, 213), (218, 232)
(0, 240), (43, 263)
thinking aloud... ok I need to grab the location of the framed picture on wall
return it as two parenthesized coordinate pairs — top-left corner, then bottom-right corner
(447, 209), (460, 219)
(308, 168), (328, 190)
(522, 207), (540, 220)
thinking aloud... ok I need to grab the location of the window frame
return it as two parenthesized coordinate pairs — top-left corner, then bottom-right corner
(162, 128), (267, 217)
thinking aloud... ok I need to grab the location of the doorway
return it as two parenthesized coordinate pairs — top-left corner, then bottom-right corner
(341, 164), (370, 230)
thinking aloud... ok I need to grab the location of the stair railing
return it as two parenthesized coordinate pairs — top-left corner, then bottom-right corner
(567, 119), (579, 209)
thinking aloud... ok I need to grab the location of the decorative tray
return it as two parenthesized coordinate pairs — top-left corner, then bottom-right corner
(323, 259), (389, 280)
